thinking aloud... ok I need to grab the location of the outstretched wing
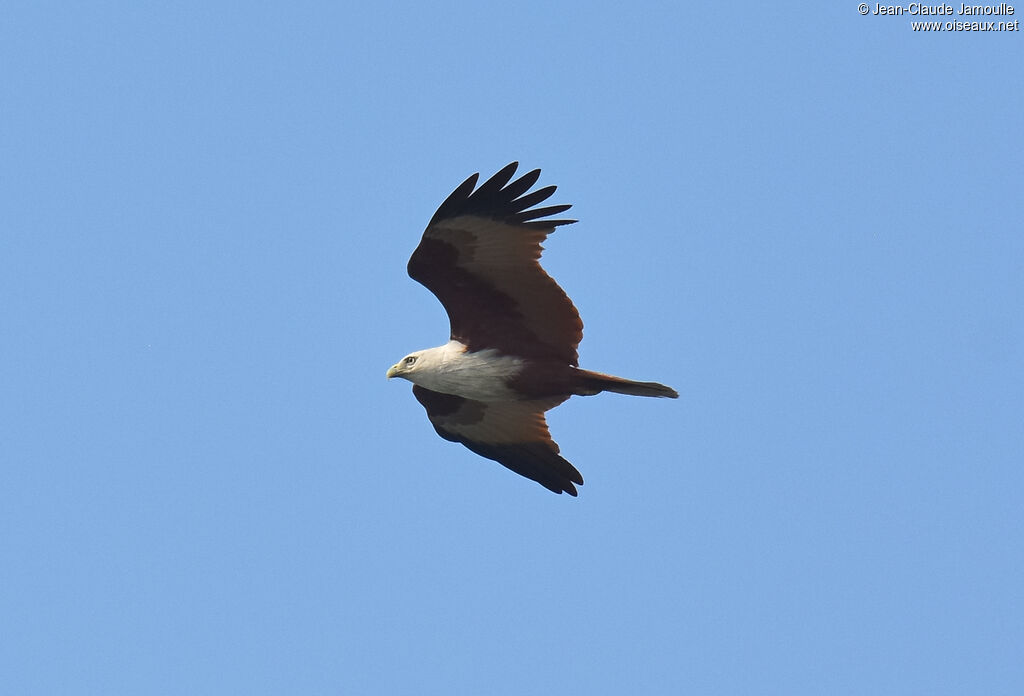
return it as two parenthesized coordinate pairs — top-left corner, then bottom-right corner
(407, 163), (583, 365)
(412, 385), (583, 496)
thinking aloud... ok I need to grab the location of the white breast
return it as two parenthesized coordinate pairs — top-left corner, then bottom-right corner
(412, 340), (524, 402)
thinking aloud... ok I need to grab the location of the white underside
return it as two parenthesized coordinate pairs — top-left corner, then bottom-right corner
(409, 340), (524, 402)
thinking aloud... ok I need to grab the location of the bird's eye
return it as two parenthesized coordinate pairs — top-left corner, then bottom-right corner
(404, 356), (417, 365)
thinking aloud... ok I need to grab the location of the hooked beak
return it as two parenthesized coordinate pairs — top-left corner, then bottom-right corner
(386, 364), (400, 379)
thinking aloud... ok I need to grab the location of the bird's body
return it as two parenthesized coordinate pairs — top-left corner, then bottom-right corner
(397, 340), (525, 402)
(387, 163), (678, 495)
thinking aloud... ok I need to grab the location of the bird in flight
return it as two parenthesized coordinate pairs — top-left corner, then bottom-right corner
(387, 163), (678, 495)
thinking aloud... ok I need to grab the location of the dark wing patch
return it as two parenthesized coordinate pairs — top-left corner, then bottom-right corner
(408, 163), (583, 365)
(412, 385), (583, 496)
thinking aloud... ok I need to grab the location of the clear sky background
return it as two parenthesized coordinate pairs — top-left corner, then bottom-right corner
(2, 3), (1022, 694)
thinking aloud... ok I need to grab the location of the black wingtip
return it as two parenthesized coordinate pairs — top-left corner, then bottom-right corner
(428, 163), (574, 230)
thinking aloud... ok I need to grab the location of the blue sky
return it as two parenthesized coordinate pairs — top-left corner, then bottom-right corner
(2, 2), (1022, 694)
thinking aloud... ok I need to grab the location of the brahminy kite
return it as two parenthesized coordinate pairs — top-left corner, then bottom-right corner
(387, 163), (678, 495)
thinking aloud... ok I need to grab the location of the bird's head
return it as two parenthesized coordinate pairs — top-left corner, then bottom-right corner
(386, 352), (424, 381)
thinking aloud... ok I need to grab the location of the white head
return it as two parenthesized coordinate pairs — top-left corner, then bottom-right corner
(385, 346), (446, 384)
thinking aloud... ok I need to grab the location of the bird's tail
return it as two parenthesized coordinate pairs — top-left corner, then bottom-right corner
(573, 369), (679, 399)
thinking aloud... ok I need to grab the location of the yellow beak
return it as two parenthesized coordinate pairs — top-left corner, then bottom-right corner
(386, 364), (400, 379)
